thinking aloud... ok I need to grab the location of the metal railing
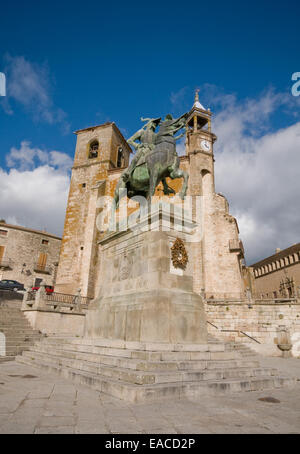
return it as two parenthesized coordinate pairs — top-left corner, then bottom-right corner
(46, 292), (76, 304)
(207, 321), (261, 344)
(46, 292), (91, 306)
(22, 289), (92, 313)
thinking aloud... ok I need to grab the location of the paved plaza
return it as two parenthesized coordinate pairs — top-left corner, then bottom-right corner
(0, 357), (300, 434)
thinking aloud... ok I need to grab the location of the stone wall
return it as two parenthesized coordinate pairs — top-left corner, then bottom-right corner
(0, 223), (61, 288)
(253, 262), (300, 298)
(206, 301), (300, 357)
(251, 243), (300, 298)
(23, 310), (85, 336)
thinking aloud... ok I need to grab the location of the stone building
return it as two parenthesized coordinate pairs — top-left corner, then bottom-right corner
(251, 243), (300, 298)
(54, 122), (132, 296)
(0, 221), (61, 288)
(55, 94), (245, 299)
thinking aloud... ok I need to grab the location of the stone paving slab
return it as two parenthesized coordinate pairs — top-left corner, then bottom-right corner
(0, 360), (300, 434)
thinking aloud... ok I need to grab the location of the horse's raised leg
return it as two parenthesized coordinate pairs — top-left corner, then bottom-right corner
(162, 178), (176, 195)
(169, 168), (189, 199)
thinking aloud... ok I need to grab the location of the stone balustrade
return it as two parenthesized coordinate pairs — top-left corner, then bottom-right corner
(21, 284), (91, 336)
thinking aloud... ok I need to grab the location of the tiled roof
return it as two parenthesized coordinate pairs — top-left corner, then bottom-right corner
(251, 243), (300, 268)
(0, 223), (61, 240)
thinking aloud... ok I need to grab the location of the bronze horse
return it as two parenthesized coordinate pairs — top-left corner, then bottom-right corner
(113, 113), (189, 207)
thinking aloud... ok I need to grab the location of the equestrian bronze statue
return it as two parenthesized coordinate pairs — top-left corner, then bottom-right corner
(114, 112), (189, 206)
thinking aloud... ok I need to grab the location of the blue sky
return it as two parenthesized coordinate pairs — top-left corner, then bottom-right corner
(0, 0), (300, 263)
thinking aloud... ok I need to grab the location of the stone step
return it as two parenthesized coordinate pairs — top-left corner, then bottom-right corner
(34, 341), (234, 362)
(0, 304), (43, 357)
(28, 343), (261, 372)
(0, 324), (31, 328)
(0, 327), (41, 333)
(6, 341), (37, 348)
(42, 337), (226, 351)
(185, 376), (296, 397)
(0, 314), (28, 319)
(3, 333), (42, 338)
(0, 307), (23, 312)
(0, 314), (30, 318)
(5, 346), (32, 356)
(15, 355), (295, 403)
(228, 344), (258, 358)
(0, 316), (33, 321)
(0, 325), (31, 328)
(8, 333), (41, 338)
(20, 349), (277, 385)
(0, 313), (29, 316)
(0, 317), (29, 320)
(0, 330), (41, 336)
(0, 356), (15, 363)
(5, 341), (39, 348)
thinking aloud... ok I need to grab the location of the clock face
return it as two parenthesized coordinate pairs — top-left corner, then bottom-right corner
(201, 140), (211, 152)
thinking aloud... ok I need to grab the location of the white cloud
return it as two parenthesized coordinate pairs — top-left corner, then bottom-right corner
(6, 141), (73, 173)
(170, 86), (189, 109)
(212, 90), (300, 264)
(48, 150), (73, 172)
(1, 55), (70, 132)
(0, 142), (71, 236)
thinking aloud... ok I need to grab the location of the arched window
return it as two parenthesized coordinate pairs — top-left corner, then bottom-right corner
(117, 146), (124, 168)
(201, 170), (213, 196)
(89, 141), (99, 159)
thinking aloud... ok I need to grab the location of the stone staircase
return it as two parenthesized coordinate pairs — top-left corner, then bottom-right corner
(16, 336), (295, 403)
(0, 299), (43, 361)
(226, 342), (259, 358)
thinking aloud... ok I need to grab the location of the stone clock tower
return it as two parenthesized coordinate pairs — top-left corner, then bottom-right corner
(185, 90), (216, 196)
(184, 92), (244, 298)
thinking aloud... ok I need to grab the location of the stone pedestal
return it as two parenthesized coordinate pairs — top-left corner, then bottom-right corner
(85, 203), (207, 344)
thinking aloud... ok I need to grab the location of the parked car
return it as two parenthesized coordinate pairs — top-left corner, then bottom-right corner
(31, 285), (54, 294)
(0, 280), (24, 291)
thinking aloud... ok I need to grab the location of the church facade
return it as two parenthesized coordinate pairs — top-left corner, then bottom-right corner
(55, 95), (245, 300)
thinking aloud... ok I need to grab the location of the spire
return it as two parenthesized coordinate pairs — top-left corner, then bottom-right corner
(193, 89), (205, 110)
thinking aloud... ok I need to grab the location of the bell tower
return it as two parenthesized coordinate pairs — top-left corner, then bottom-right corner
(185, 91), (217, 199)
(55, 122), (131, 297)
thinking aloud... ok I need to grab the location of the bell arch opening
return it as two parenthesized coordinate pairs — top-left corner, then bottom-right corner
(88, 140), (99, 159)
